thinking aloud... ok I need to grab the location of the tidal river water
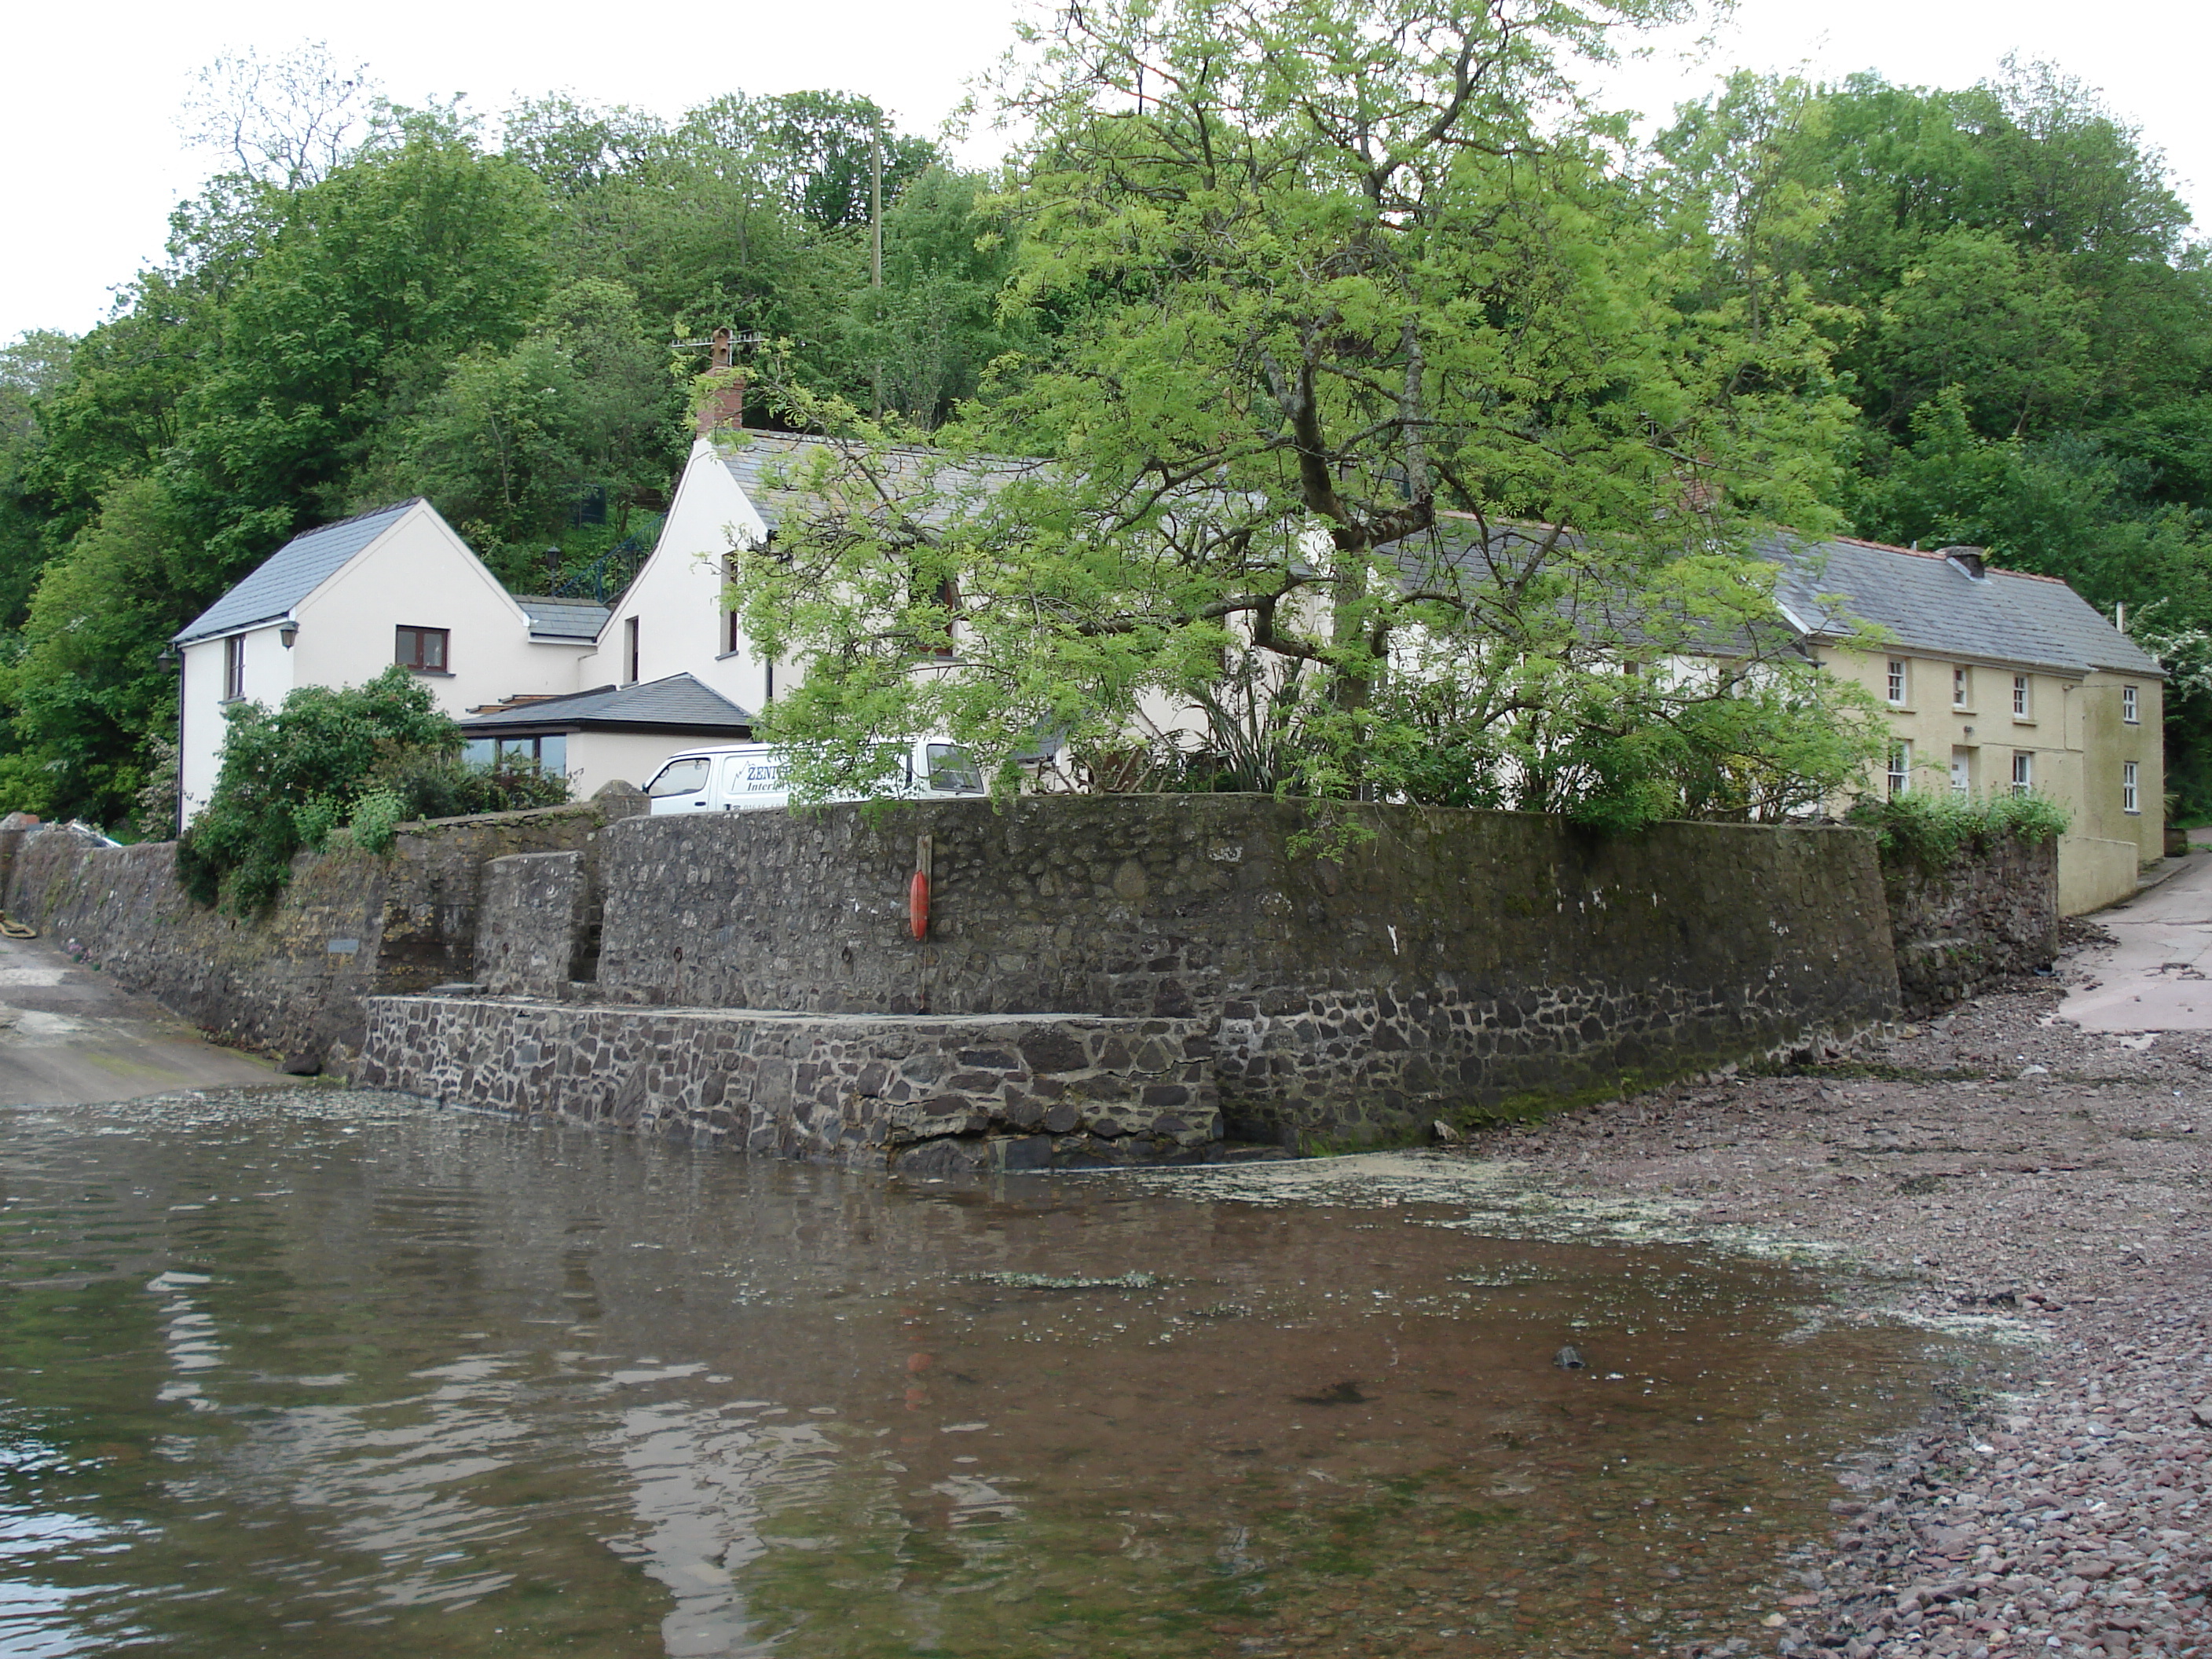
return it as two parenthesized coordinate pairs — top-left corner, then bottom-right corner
(0, 1089), (1973, 1659)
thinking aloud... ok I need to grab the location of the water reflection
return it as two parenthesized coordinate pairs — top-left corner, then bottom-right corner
(0, 1090), (1962, 1657)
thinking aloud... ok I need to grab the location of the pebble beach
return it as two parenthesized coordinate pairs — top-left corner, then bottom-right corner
(1464, 955), (2211, 1659)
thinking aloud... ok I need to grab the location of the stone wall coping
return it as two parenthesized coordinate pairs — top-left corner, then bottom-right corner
(368, 993), (1204, 1031)
(395, 801), (610, 833)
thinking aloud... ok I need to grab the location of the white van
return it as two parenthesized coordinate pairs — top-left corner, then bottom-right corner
(643, 739), (987, 815)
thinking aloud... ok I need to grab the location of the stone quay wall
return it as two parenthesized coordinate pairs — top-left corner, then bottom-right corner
(584, 798), (1905, 1142)
(0, 804), (623, 1069)
(1881, 832), (2061, 1016)
(476, 851), (602, 997)
(357, 996), (1219, 1171)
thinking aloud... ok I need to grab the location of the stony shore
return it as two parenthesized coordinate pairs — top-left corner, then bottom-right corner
(1463, 962), (2211, 1659)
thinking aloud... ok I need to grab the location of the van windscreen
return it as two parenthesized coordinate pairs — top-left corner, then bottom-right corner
(646, 757), (711, 797)
(926, 744), (984, 793)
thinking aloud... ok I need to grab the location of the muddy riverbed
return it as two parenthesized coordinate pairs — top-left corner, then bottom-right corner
(0, 1089), (1982, 1659)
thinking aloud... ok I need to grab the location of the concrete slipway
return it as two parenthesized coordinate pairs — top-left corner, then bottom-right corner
(0, 931), (270, 1106)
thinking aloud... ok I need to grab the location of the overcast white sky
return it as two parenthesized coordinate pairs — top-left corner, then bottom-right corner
(3, 0), (2204, 343)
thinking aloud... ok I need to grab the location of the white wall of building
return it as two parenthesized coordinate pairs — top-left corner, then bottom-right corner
(563, 731), (708, 798)
(178, 621), (297, 824)
(580, 438), (777, 713)
(295, 504), (589, 718)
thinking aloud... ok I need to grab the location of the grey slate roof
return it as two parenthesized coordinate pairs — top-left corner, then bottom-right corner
(513, 595), (612, 643)
(174, 500), (419, 645)
(1393, 518), (2161, 678)
(715, 429), (1025, 537)
(716, 432), (2159, 679)
(456, 673), (754, 734)
(1759, 533), (2165, 679)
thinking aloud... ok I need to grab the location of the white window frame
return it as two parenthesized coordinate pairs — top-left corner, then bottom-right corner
(1953, 665), (1969, 709)
(2123, 760), (2140, 815)
(2122, 683), (2139, 724)
(2012, 752), (2033, 796)
(222, 635), (244, 702)
(1887, 658), (1907, 706)
(1887, 740), (1912, 798)
(2012, 674), (2031, 719)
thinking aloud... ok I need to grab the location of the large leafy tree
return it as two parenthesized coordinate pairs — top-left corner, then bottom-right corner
(734, 0), (1879, 824)
(0, 330), (75, 626)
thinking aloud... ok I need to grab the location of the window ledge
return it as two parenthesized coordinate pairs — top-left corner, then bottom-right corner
(2012, 717), (2037, 726)
(403, 668), (456, 678)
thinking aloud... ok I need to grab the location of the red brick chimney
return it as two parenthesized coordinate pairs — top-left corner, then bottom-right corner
(694, 328), (746, 437)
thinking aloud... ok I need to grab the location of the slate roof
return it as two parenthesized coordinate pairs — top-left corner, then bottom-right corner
(715, 429), (1027, 537)
(456, 673), (754, 734)
(1392, 518), (2161, 679)
(174, 501), (419, 645)
(513, 595), (612, 643)
(1759, 533), (2165, 679)
(716, 433), (2159, 679)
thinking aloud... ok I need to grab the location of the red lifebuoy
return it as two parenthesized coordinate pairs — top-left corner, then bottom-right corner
(909, 869), (930, 940)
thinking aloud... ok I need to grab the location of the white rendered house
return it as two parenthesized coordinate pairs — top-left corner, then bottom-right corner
(571, 430), (780, 712)
(170, 499), (600, 826)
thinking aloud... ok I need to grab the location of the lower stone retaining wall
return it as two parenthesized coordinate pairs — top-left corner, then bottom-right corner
(0, 804), (622, 1068)
(357, 996), (1220, 1170)
(585, 799), (1905, 1141)
(1883, 833), (2060, 1015)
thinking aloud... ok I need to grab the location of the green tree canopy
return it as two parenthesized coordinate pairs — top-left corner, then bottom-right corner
(733, 0), (1883, 827)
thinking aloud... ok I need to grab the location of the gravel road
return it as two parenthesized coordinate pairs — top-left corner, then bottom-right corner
(1463, 950), (2210, 1659)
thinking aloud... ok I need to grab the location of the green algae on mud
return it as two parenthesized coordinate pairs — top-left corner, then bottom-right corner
(0, 1090), (1993, 1657)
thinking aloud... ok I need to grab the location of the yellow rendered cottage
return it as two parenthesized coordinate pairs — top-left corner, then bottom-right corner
(1767, 536), (2164, 914)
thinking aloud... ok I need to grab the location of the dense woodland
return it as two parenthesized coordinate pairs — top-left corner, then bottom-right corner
(0, 4), (2206, 834)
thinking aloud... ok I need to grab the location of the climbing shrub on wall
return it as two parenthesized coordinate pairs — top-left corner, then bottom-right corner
(178, 666), (569, 912)
(1847, 789), (2070, 870)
